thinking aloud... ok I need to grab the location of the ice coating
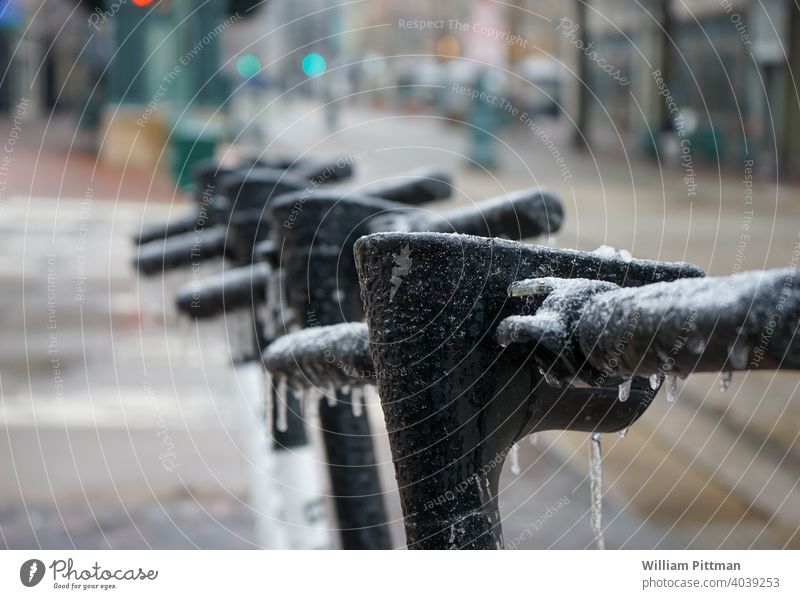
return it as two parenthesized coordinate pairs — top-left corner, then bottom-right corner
(497, 278), (621, 385)
(500, 269), (800, 383)
(592, 244), (632, 263)
(618, 378), (633, 402)
(262, 322), (376, 389)
(577, 268), (800, 377)
(589, 432), (605, 550)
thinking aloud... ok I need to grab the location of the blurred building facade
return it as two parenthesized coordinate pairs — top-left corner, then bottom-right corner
(574, 0), (799, 175)
(277, 0), (799, 176)
(3, 0), (799, 178)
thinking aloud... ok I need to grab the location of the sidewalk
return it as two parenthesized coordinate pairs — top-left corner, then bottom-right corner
(0, 115), (178, 203)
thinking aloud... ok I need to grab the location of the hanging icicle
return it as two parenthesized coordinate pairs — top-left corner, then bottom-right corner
(264, 377), (274, 439)
(589, 432), (605, 550)
(351, 387), (364, 418)
(617, 378), (633, 402)
(276, 377), (289, 433)
(509, 443), (521, 475)
(719, 371), (733, 392)
(666, 375), (678, 403)
(325, 385), (337, 408)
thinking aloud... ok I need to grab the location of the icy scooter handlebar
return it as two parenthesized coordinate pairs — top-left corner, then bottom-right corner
(353, 232), (704, 549)
(499, 268), (800, 382)
(263, 323), (375, 389)
(133, 158), (260, 246)
(357, 167), (453, 205)
(258, 169), (453, 550)
(133, 227), (233, 277)
(368, 187), (563, 239)
(261, 188), (560, 551)
(133, 155), (353, 245)
(133, 169), (312, 276)
(171, 168), (456, 318)
(178, 167), (453, 269)
(268, 185), (564, 328)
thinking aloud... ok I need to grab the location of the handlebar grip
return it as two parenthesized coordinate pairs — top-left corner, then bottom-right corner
(577, 267), (800, 376)
(424, 188), (563, 239)
(134, 213), (202, 245)
(360, 167), (452, 205)
(133, 226), (230, 276)
(175, 263), (269, 319)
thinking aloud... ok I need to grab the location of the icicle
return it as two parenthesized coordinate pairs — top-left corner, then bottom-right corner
(719, 371), (733, 392)
(351, 387), (364, 418)
(304, 388), (320, 419)
(617, 378), (633, 402)
(299, 387), (309, 417)
(529, 433), (539, 447)
(226, 310), (251, 363)
(728, 340), (750, 370)
(276, 377), (288, 432)
(538, 367), (561, 387)
(509, 443), (521, 475)
(264, 379), (274, 437)
(511, 280), (555, 298)
(325, 385), (337, 407)
(666, 374), (678, 402)
(548, 235), (558, 247)
(688, 336), (706, 355)
(589, 432), (605, 550)
(593, 245), (616, 259)
(649, 373), (661, 390)
(618, 427), (629, 438)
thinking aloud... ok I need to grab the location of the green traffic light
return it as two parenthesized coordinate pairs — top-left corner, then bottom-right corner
(302, 53), (327, 78)
(236, 54), (261, 79)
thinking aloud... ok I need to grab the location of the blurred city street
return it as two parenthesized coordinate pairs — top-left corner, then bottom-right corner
(1, 90), (798, 548)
